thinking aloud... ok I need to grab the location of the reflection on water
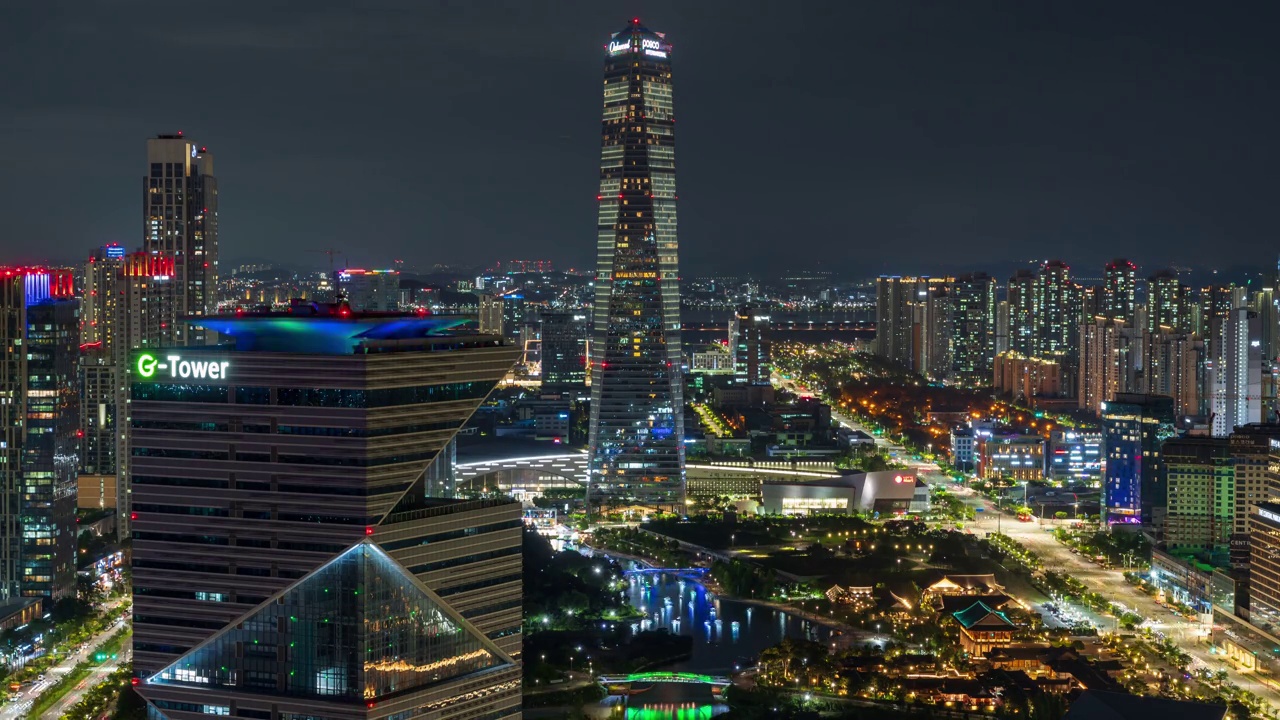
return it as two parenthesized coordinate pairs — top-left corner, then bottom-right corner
(603, 563), (831, 719)
(625, 568), (830, 674)
(625, 704), (724, 720)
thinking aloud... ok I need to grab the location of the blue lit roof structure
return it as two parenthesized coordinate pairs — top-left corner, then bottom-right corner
(191, 309), (474, 355)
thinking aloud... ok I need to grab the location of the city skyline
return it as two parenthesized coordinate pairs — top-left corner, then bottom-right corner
(5, 7), (1280, 719)
(4, 3), (1280, 275)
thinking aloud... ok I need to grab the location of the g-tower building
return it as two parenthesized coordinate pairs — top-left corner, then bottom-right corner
(130, 305), (522, 720)
(588, 19), (685, 508)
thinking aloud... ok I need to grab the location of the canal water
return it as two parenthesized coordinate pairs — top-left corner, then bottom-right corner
(589, 557), (833, 719)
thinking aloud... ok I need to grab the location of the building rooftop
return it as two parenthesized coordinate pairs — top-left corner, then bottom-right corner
(191, 302), (489, 354)
(952, 601), (1015, 630)
(1063, 690), (1226, 720)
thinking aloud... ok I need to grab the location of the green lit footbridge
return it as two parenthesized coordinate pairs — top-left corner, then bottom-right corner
(598, 672), (731, 686)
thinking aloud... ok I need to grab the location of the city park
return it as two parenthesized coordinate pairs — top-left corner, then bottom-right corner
(520, 342), (1273, 719)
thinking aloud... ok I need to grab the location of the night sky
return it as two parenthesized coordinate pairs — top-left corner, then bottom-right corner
(3, 2), (1278, 277)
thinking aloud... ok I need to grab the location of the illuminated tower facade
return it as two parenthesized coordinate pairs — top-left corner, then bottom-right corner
(588, 19), (685, 507)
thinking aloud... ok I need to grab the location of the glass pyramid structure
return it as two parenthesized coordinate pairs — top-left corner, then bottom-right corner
(148, 540), (512, 702)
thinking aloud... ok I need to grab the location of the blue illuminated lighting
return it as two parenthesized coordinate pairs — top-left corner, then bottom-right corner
(24, 273), (50, 305)
(190, 315), (474, 355)
(103, 244), (126, 259)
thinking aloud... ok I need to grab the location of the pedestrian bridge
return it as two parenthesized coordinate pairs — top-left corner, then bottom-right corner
(622, 567), (708, 576)
(598, 672), (732, 686)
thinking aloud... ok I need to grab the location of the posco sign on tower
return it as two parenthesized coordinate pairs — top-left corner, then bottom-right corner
(136, 352), (230, 380)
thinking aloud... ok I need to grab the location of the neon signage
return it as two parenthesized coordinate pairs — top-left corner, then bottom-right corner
(608, 40), (631, 54)
(137, 353), (230, 380)
(643, 39), (668, 58)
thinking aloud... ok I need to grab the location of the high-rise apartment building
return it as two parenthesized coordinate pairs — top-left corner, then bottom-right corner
(131, 308), (522, 720)
(1228, 425), (1280, 578)
(1035, 260), (1077, 361)
(1162, 436), (1233, 552)
(144, 133), (218, 345)
(0, 269), (79, 601)
(82, 243), (127, 346)
(479, 293), (505, 336)
(1078, 317), (1142, 415)
(732, 304), (772, 385)
(588, 19), (685, 507)
(80, 244), (129, 479)
(1148, 269), (1191, 334)
(1101, 393), (1175, 526)
(336, 269), (401, 311)
(1207, 308), (1262, 437)
(113, 252), (180, 536)
(540, 311), (588, 395)
(874, 276), (917, 367)
(993, 351), (1062, 401)
(1102, 258), (1137, 324)
(917, 287), (953, 382)
(1248, 501), (1280, 631)
(1007, 270), (1037, 357)
(1251, 287), (1280, 364)
(874, 276), (951, 378)
(951, 272), (997, 386)
(1145, 329), (1203, 418)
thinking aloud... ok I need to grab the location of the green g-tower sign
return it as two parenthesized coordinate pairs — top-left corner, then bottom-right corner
(136, 352), (230, 380)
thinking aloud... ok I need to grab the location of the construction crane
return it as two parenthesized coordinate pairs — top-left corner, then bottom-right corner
(306, 248), (347, 275)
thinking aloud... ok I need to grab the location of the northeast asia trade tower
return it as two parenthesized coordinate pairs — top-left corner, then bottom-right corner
(588, 19), (685, 508)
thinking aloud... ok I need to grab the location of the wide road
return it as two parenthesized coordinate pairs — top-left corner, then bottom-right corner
(773, 374), (1280, 708)
(41, 641), (132, 719)
(0, 603), (130, 720)
(942, 481), (1280, 709)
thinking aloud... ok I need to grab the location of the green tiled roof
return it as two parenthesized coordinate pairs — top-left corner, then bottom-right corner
(952, 601), (1015, 630)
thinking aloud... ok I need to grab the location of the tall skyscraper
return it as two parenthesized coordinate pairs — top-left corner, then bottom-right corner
(541, 310), (589, 395)
(144, 133), (218, 345)
(1102, 258), (1137, 324)
(0, 269), (79, 601)
(1101, 393), (1175, 526)
(131, 308), (522, 719)
(1207, 307), (1262, 437)
(733, 304), (772, 385)
(951, 272), (997, 386)
(588, 19), (685, 508)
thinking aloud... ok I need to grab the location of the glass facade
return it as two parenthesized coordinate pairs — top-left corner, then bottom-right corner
(588, 19), (685, 507)
(150, 542), (508, 701)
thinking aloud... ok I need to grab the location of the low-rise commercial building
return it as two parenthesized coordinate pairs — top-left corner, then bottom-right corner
(760, 471), (918, 515)
(977, 435), (1046, 481)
